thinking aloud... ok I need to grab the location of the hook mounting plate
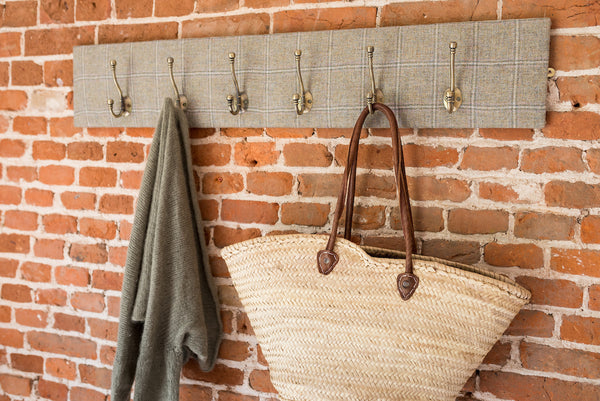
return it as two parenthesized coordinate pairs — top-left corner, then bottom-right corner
(443, 87), (462, 113)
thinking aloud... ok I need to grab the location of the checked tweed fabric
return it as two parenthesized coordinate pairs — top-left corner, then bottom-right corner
(74, 18), (550, 129)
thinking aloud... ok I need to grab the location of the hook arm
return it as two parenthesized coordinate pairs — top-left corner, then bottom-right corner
(167, 57), (188, 110)
(227, 52), (247, 115)
(107, 60), (132, 118)
(292, 50), (312, 115)
(366, 46), (383, 114)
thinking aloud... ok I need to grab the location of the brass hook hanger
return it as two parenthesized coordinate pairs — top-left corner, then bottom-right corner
(226, 52), (248, 115)
(107, 60), (132, 118)
(443, 42), (462, 113)
(167, 57), (188, 110)
(366, 46), (384, 114)
(292, 49), (312, 115)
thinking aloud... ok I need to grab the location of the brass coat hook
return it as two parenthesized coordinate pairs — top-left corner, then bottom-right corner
(366, 46), (384, 114)
(292, 50), (312, 115)
(107, 60), (132, 118)
(443, 42), (462, 113)
(226, 52), (248, 115)
(167, 57), (188, 110)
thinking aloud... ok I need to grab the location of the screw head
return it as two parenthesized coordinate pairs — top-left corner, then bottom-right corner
(402, 280), (410, 288)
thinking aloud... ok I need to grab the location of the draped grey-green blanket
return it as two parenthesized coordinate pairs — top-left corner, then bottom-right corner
(111, 99), (222, 401)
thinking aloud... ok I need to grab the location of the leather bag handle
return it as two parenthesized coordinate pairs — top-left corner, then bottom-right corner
(317, 103), (419, 300)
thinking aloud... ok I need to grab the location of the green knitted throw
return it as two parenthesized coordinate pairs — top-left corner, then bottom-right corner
(111, 99), (222, 401)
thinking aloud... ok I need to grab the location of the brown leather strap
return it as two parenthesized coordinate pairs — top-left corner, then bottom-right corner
(317, 103), (419, 300)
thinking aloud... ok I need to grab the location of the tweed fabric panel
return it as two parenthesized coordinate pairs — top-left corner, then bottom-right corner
(74, 18), (550, 128)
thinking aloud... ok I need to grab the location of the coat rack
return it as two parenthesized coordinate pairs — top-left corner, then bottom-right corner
(73, 18), (550, 129)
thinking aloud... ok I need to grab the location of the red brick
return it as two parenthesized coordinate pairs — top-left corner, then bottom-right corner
(7, 166), (36, 183)
(407, 176), (471, 202)
(484, 242), (543, 269)
(115, 0), (151, 18)
(281, 202), (329, 226)
(14, 116), (46, 135)
(588, 148), (600, 174)
(25, 188), (53, 207)
(92, 270), (123, 291)
(551, 248), (600, 277)
(0, 374), (31, 396)
(42, 214), (77, 235)
(32, 141), (66, 160)
(266, 128), (313, 138)
(221, 200), (279, 224)
(183, 362), (244, 386)
(247, 172), (293, 196)
(80, 167), (117, 187)
(15, 308), (47, 327)
(199, 199), (219, 221)
(107, 296), (120, 317)
(590, 285), (600, 311)
(11, 354), (43, 374)
(248, 369), (277, 393)
(45, 358), (76, 380)
(100, 345), (116, 365)
(521, 147), (585, 173)
(505, 310), (554, 337)
(522, 341), (600, 379)
(192, 144), (231, 166)
(297, 173), (337, 197)
(403, 144), (459, 168)
(0, 258), (18, 278)
(155, 0), (194, 16)
(479, 128), (534, 141)
(478, 182), (520, 203)
(39, 165), (74, 185)
(21, 262), (51, 282)
(557, 76), (600, 107)
(71, 292), (105, 313)
(381, 0), (496, 26)
(88, 127), (123, 138)
(25, 27), (94, 56)
(69, 243), (108, 264)
(0, 63), (7, 86)
(551, 36), (600, 71)
(40, 0), (73, 23)
(0, 328), (24, 348)
(545, 181), (600, 209)
(448, 209), (508, 234)
(514, 212), (575, 241)
(273, 7), (376, 33)
(190, 128), (217, 138)
(1, 284), (31, 302)
(70, 387), (106, 401)
(0, 233), (29, 253)
(80, 217), (117, 239)
(44, 60), (73, 87)
(480, 371), (600, 401)
(182, 14), (271, 38)
(0, 90), (27, 110)
(561, 315), (600, 345)
(421, 239), (480, 265)
(66, 142), (103, 160)
(342, 205), (385, 230)
(218, 391), (259, 401)
(318, 128), (367, 138)
(36, 289), (67, 306)
(213, 226), (261, 248)
(582, 215), (600, 243)
(2, 1), (37, 26)
(38, 379), (68, 401)
(88, 318), (118, 342)
(11, 60), (43, 86)
(99, 194), (134, 214)
(4, 210), (38, 231)
(107, 141), (145, 163)
(120, 170), (143, 189)
(109, 246), (127, 266)
(236, 142), (280, 167)
(0, 32), (21, 57)
(61, 191), (96, 210)
(391, 207), (444, 232)
(504, 0), (600, 28)
(53, 312), (85, 333)
(99, 22), (178, 44)
(119, 220), (132, 241)
(482, 341), (511, 366)
(0, 185), (21, 204)
(50, 117), (82, 137)
(179, 385), (212, 401)
(76, 0), (110, 20)
(202, 173), (243, 194)
(461, 146), (518, 171)
(334, 144), (391, 169)
(29, 331), (96, 358)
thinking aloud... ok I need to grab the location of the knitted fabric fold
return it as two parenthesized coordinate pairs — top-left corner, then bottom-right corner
(111, 99), (222, 401)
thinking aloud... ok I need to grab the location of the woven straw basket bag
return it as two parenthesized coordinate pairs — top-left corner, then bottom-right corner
(221, 104), (531, 401)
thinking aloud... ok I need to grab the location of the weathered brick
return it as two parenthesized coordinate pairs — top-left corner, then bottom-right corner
(192, 144), (231, 166)
(53, 312), (85, 333)
(582, 215), (600, 243)
(76, 0), (110, 20)
(249, 369), (277, 393)
(0, 374), (31, 396)
(202, 173), (243, 194)
(221, 200), (279, 224)
(545, 181), (600, 209)
(67, 142), (103, 160)
(69, 243), (108, 264)
(182, 14), (270, 38)
(521, 342), (600, 379)
(561, 315), (600, 345)
(505, 310), (554, 337)
(479, 128), (534, 141)
(32, 141), (66, 161)
(588, 148), (600, 174)
(281, 203), (329, 226)
(99, 194), (134, 214)
(551, 248), (600, 277)
(590, 285), (600, 311)
(334, 144), (391, 169)
(1, 284), (31, 303)
(38, 165), (74, 185)
(92, 270), (123, 291)
(551, 36), (600, 71)
(107, 141), (145, 163)
(0, 258), (18, 278)
(99, 22), (178, 44)
(42, 214), (77, 235)
(79, 167), (117, 187)
(0, 328), (24, 348)
(247, 172), (293, 196)
(557, 75), (600, 107)
(25, 26), (94, 56)
(421, 239), (480, 265)
(183, 362), (244, 386)
(115, 0), (151, 18)
(35, 289), (67, 306)
(88, 318), (118, 342)
(11, 60), (43, 86)
(11, 354), (43, 374)
(25, 188), (53, 207)
(61, 191), (96, 210)
(38, 378), (68, 401)
(484, 242), (543, 269)
(15, 308), (47, 327)
(4, 210), (38, 231)
(448, 209), (508, 234)
(2, 1), (37, 26)
(273, 7), (377, 33)
(80, 218), (117, 239)
(28, 331), (96, 359)
(544, 112), (600, 140)
(504, 0), (600, 28)
(381, 0), (496, 26)
(50, 117), (81, 137)
(407, 176), (471, 202)
(514, 212), (575, 241)
(521, 147), (585, 173)
(213, 226), (261, 248)
(478, 182), (520, 203)
(392, 207), (444, 232)
(179, 385), (212, 401)
(120, 170), (143, 189)
(45, 358), (76, 380)
(236, 142), (280, 167)
(40, 0), (73, 23)
(0, 32), (22, 57)
(461, 146), (519, 171)
(0, 234), (29, 253)
(44, 59), (73, 87)
(70, 387), (106, 401)
(342, 205), (385, 230)
(21, 262), (51, 282)
(482, 341), (511, 366)
(155, 0), (195, 16)
(7, 166), (36, 183)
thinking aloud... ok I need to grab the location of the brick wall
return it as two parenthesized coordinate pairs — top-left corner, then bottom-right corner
(0, 0), (599, 400)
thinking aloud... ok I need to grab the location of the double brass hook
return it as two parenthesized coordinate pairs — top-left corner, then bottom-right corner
(167, 57), (187, 110)
(292, 50), (312, 115)
(366, 46), (384, 114)
(443, 42), (462, 113)
(107, 60), (132, 118)
(226, 52), (248, 115)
